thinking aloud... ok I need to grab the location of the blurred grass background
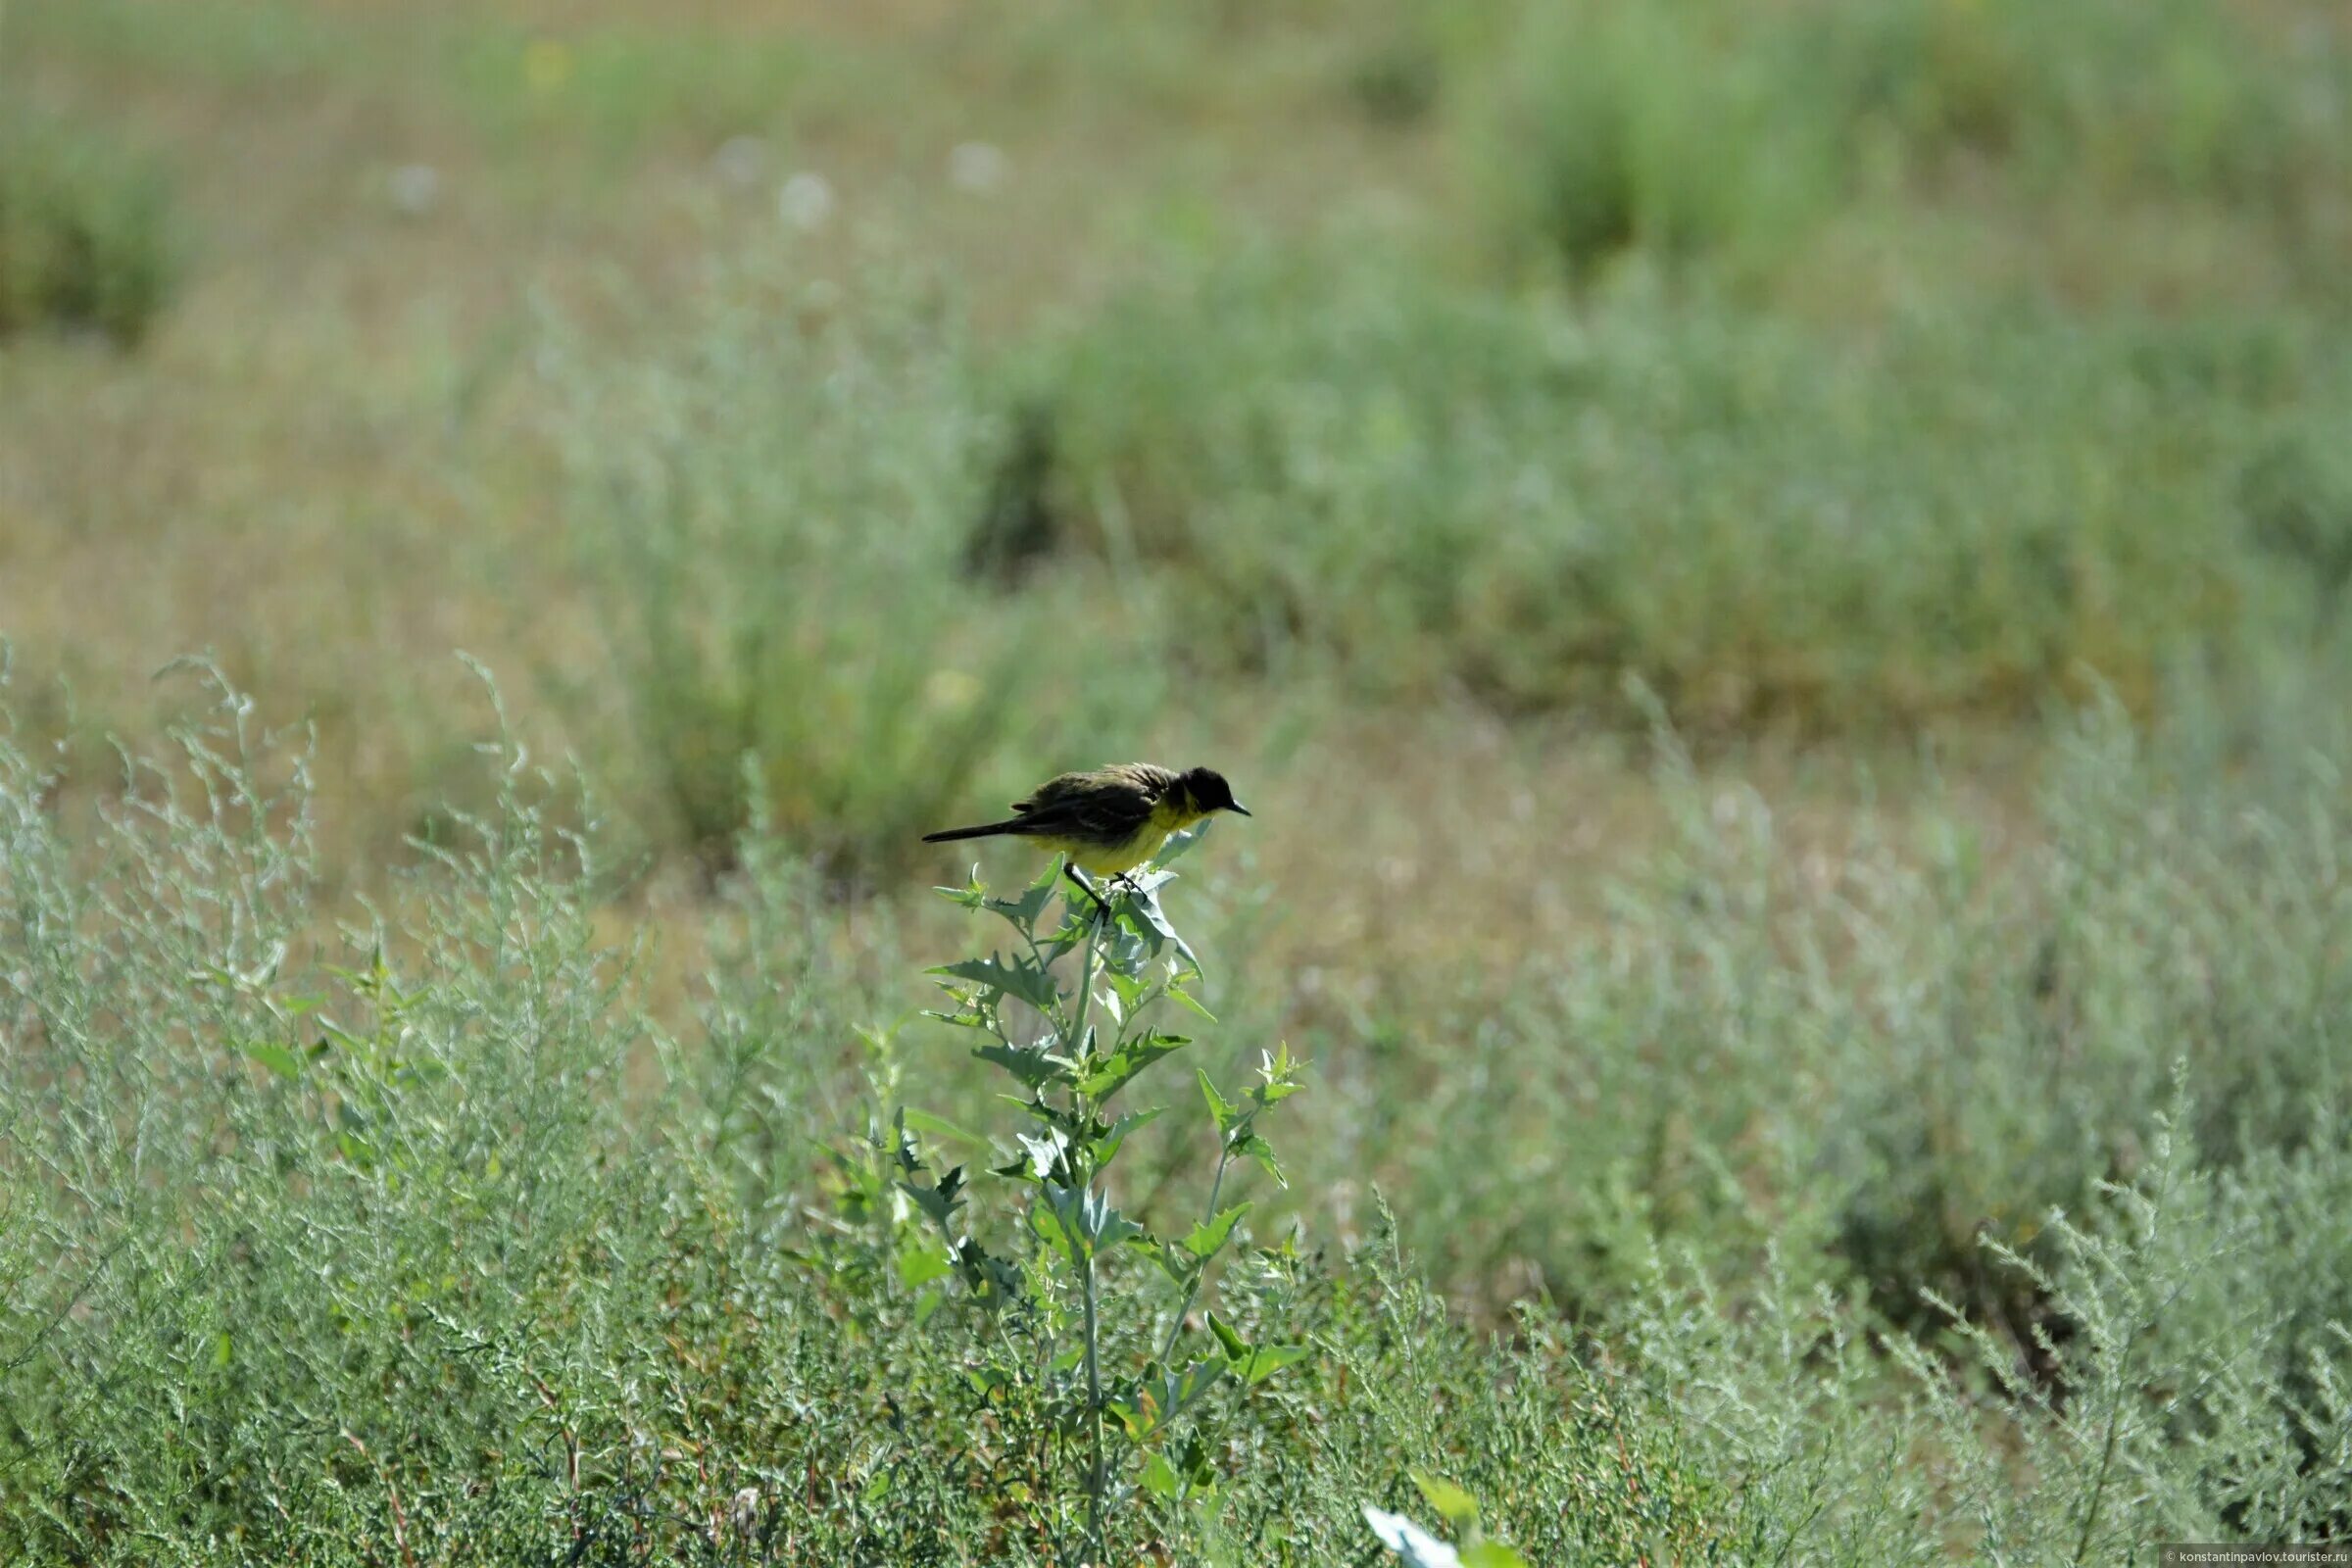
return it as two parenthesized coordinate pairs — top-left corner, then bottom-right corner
(7, 0), (2349, 871)
(6, 0), (2352, 1253)
(7, 0), (2352, 1554)
(7, 0), (2352, 1223)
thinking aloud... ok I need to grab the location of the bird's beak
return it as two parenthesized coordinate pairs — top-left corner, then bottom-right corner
(1229, 803), (1251, 817)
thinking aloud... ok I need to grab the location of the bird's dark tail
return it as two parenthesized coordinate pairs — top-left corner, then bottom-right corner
(921, 819), (1027, 845)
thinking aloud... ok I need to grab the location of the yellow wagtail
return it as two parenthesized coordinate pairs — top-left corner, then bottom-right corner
(922, 762), (1250, 914)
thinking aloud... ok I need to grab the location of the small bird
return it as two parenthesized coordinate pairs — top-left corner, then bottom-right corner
(923, 763), (1250, 912)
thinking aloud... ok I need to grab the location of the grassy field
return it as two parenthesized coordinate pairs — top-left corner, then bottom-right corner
(6, 0), (2352, 1560)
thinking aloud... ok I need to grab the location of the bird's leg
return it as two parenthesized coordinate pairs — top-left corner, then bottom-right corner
(1063, 860), (1113, 928)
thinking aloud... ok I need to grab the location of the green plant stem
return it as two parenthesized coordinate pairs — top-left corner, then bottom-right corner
(1159, 1144), (1233, 1366)
(1063, 863), (1102, 1065)
(2071, 1385), (2125, 1568)
(1064, 864), (1109, 1560)
(1078, 1218), (1107, 1562)
(2072, 1149), (2176, 1565)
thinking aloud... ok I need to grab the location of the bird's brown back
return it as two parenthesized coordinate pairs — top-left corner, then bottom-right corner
(1009, 763), (1180, 844)
(1016, 763), (1178, 813)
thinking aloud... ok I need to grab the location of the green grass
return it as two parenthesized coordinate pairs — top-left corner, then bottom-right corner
(993, 251), (2350, 729)
(546, 244), (2352, 862)
(5, 676), (2350, 1561)
(1801, 0), (2350, 215)
(449, 24), (815, 161)
(544, 268), (1178, 875)
(1305, 700), (2352, 1330)
(1472, 0), (1839, 280)
(7, 0), (345, 89)
(0, 107), (175, 344)
(9, 0), (2352, 1555)
(1470, 0), (2352, 287)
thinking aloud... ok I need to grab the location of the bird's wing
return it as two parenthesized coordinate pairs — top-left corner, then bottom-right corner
(1011, 766), (1162, 839)
(1015, 766), (1162, 811)
(1009, 771), (1084, 813)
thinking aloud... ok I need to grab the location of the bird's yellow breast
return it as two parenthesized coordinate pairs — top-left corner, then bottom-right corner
(1047, 798), (1206, 876)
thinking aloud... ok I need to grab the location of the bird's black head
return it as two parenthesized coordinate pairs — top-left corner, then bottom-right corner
(1179, 766), (1250, 817)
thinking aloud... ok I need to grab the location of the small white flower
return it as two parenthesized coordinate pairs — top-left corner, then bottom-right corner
(778, 172), (836, 231)
(712, 135), (768, 188)
(947, 140), (1010, 193)
(388, 164), (441, 218)
(1362, 1505), (1462, 1568)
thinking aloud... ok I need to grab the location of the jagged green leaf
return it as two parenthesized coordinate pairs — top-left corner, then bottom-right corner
(1459, 1544), (1530, 1568)
(1410, 1473), (1479, 1535)
(1126, 881), (1201, 976)
(1078, 1033), (1191, 1101)
(1012, 1128), (1067, 1181)
(1080, 1188), (1143, 1248)
(974, 1043), (1067, 1090)
(899, 1167), (967, 1231)
(1154, 819), (1209, 866)
(1199, 1069), (1236, 1135)
(902, 1107), (984, 1145)
(1092, 1106), (1163, 1165)
(1241, 1343), (1310, 1384)
(1234, 1130), (1286, 1187)
(897, 1244), (953, 1290)
(930, 953), (1060, 1012)
(1165, 983), (1217, 1024)
(1183, 1201), (1251, 1260)
(240, 1041), (302, 1080)
(986, 868), (1057, 932)
(934, 876), (988, 910)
